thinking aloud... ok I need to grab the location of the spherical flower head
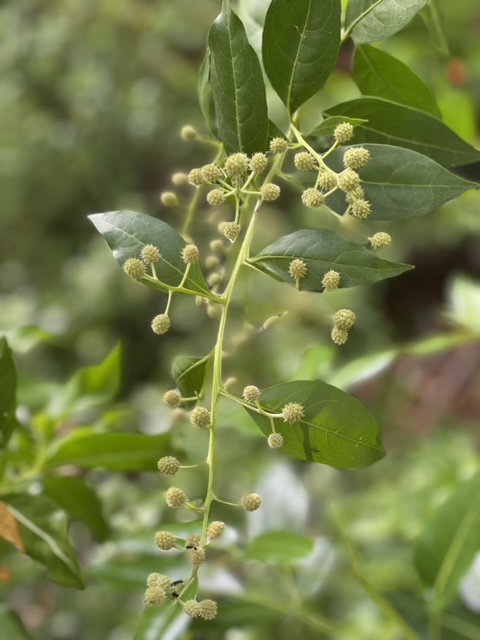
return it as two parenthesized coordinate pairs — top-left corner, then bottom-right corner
(270, 137), (288, 154)
(183, 600), (200, 618)
(141, 244), (161, 265)
(343, 147), (371, 170)
(369, 232), (392, 250)
(205, 255), (220, 270)
(294, 151), (316, 171)
(338, 169), (361, 192)
(163, 389), (181, 406)
(224, 153), (249, 177)
(160, 191), (178, 207)
(322, 270), (341, 291)
(172, 172), (189, 186)
(249, 153), (268, 173)
(243, 385), (261, 403)
(206, 188), (225, 206)
(181, 125), (197, 140)
(288, 258), (308, 280)
(147, 573), (171, 590)
(181, 244), (200, 265)
(188, 168), (207, 186)
(207, 521), (225, 539)
(351, 199), (371, 220)
(282, 401), (305, 424)
(185, 533), (201, 549)
(260, 183), (281, 201)
(268, 433), (284, 449)
(242, 493), (262, 511)
(207, 272), (222, 287)
(189, 406), (211, 428)
(301, 188), (324, 208)
(151, 314), (170, 335)
(346, 186), (365, 204)
(318, 169), (338, 191)
(331, 326), (349, 345)
(157, 456), (181, 475)
(144, 585), (166, 605)
(201, 163), (223, 183)
(165, 487), (187, 508)
(210, 239), (225, 253)
(155, 530), (177, 550)
(198, 599), (218, 620)
(334, 122), (355, 144)
(123, 258), (146, 281)
(334, 308), (356, 331)
(222, 221), (241, 243)
(192, 548), (206, 566)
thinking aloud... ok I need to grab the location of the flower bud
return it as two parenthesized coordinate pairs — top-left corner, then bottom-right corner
(351, 199), (371, 220)
(346, 186), (365, 203)
(224, 153), (249, 177)
(123, 258), (146, 281)
(147, 573), (171, 590)
(201, 163), (223, 183)
(301, 188), (324, 208)
(242, 493), (262, 511)
(318, 170), (338, 191)
(243, 385), (261, 403)
(163, 389), (181, 406)
(207, 303), (221, 319)
(333, 308), (356, 331)
(207, 521), (225, 539)
(185, 533), (201, 549)
(206, 188), (225, 206)
(338, 169), (361, 192)
(181, 125), (197, 140)
(181, 244), (200, 265)
(222, 221), (241, 243)
(369, 232), (392, 250)
(249, 153), (268, 173)
(281, 402), (305, 424)
(322, 270), (341, 291)
(334, 122), (354, 144)
(268, 433), (284, 449)
(165, 487), (187, 508)
(141, 244), (161, 265)
(205, 255), (220, 270)
(343, 147), (371, 170)
(260, 183), (281, 201)
(210, 239), (225, 253)
(189, 406), (211, 428)
(294, 152), (316, 171)
(198, 599), (218, 620)
(270, 137), (288, 153)
(172, 172), (189, 186)
(151, 314), (170, 335)
(288, 258), (308, 280)
(331, 326), (349, 345)
(192, 548), (206, 566)
(188, 168), (207, 186)
(207, 272), (223, 287)
(144, 586), (166, 605)
(183, 600), (200, 618)
(154, 530), (177, 550)
(160, 191), (178, 207)
(157, 456), (181, 475)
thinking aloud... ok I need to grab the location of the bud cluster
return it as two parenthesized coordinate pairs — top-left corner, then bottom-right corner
(331, 308), (356, 345)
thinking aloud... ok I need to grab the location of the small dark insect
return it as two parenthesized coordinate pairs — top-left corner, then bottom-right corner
(168, 580), (185, 599)
(186, 543), (198, 550)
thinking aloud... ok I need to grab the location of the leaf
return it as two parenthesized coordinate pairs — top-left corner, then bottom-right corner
(208, 0), (268, 154)
(171, 355), (210, 408)
(325, 97), (480, 167)
(46, 429), (171, 471)
(414, 471), (480, 610)
(250, 229), (413, 289)
(262, 0), (341, 114)
(245, 530), (314, 564)
(244, 380), (385, 468)
(0, 337), (17, 448)
(211, 598), (285, 628)
(420, 0), (449, 56)
(89, 211), (211, 298)
(43, 475), (109, 542)
(0, 502), (25, 554)
(353, 45), (441, 118)
(4, 494), (84, 589)
(0, 605), (34, 640)
(346, 0), (428, 44)
(307, 115), (368, 138)
(197, 50), (216, 137)
(325, 144), (477, 221)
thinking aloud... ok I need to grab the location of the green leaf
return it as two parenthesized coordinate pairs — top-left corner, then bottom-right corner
(245, 530), (314, 564)
(346, 0), (428, 44)
(208, 0), (268, 154)
(46, 429), (170, 471)
(212, 598), (285, 628)
(324, 144), (477, 220)
(43, 475), (109, 541)
(420, 0), (449, 56)
(325, 97), (480, 167)
(353, 45), (441, 118)
(262, 0), (341, 114)
(171, 355), (210, 408)
(245, 380), (385, 468)
(0, 605), (33, 640)
(0, 337), (17, 448)
(197, 49), (216, 137)
(4, 494), (84, 589)
(414, 471), (480, 610)
(250, 229), (413, 289)
(307, 115), (368, 138)
(89, 211), (211, 297)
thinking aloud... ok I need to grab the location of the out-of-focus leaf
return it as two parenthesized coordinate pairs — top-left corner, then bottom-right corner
(206, 597), (285, 628)
(0, 337), (17, 448)
(421, 0), (449, 55)
(197, 50), (216, 137)
(245, 530), (314, 564)
(171, 355), (210, 408)
(346, 0), (428, 44)
(0, 605), (33, 640)
(447, 276), (480, 333)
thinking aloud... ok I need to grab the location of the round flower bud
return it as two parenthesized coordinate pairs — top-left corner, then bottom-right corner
(157, 456), (181, 475)
(210, 239), (225, 253)
(343, 147), (371, 170)
(222, 221), (241, 243)
(165, 487), (187, 508)
(242, 493), (262, 512)
(351, 198), (371, 220)
(147, 573), (171, 590)
(334, 122), (355, 144)
(288, 258), (308, 280)
(181, 244), (200, 265)
(185, 533), (201, 549)
(151, 314), (170, 335)
(160, 191), (178, 207)
(334, 308), (356, 331)
(369, 232), (392, 250)
(192, 548), (206, 566)
(224, 153), (249, 177)
(188, 168), (207, 186)
(282, 402), (305, 424)
(337, 169), (361, 192)
(123, 258), (146, 281)
(249, 153), (268, 173)
(318, 170), (338, 191)
(171, 408), (187, 423)
(206, 188), (225, 206)
(144, 585), (166, 605)
(268, 433), (284, 449)
(183, 600), (200, 618)
(205, 255), (220, 270)
(260, 183), (281, 201)
(195, 295), (206, 306)
(181, 125), (197, 140)
(198, 599), (218, 620)
(331, 326), (349, 345)
(243, 385), (261, 403)
(207, 272), (222, 287)
(346, 186), (365, 204)
(154, 530), (177, 550)
(207, 521), (225, 539)
(163, 389), (181, 406)
(301, 188), (324, 208)
(189, 406), (211, 428)
(270, 137), (288, 154)
(201, 163), (223, 183)
(207, 303), (221, 319)
(141, 244), (161, 265)
(322, 270), (341, 291)
(294, 151), (316, 171)
(172, 172), (189, 186)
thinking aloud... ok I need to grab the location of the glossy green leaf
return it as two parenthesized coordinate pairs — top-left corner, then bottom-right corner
(208, 0), (268, 154)
(325, 97), (480, 167)
(414, 471), (480, 610)
(245, 380), (385, 467)
(197, 49), (216, 137)
(89, 211), (211, 297)
(353, 45), (441, 118)
(262, 0), (341, 114)
(0, 337), (17, 448)
(0, 605), (33, 640)
(250, 229), (413, 289)
(171, 354), (210, 408)
(245, 530), (314, 564)
(43, 475), (109, 541)
(46, 429), (170, 471)
(346, 0), (428, 44)
(4, 494), (84, 589)
(324, 144), (477, 220)
(307, 115), (368, 138)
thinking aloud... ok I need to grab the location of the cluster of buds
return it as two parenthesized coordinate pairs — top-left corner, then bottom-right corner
(122, 243), (162, 282)
(331, 308), (356, 345)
